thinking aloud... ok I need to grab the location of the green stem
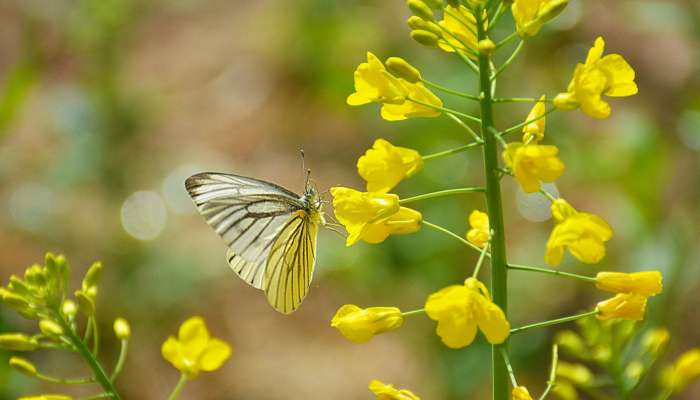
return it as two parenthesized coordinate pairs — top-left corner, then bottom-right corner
(91, 316), (99, 357)
(36, 373), (95, 385)
(473, 243), (490, 278)
(167, 374), (189, 400)
(80, 394), (114, 400)
(492, 97), (553, 104)
(445, 112), (482, 142)
(57, 315), (121, 400)
(498, 347), (518, 387)
(475, 9), (509, 400)
(507, 264), (597, 283)
(422, 219), (484, 254)
(538, 345), (559, 400)
(110, 339), (128, 382)
(495, 31), (519, 49)
(510, 309), (600, 335)
(407, 97), (482, 123)
(491, 40), (524, 81)
(487, 1), (507, 32)
(401, 308), (425, 317)
(422, 142), (483, 161)
(422, 79), (480, 101)
(400, 187), (485, 204)
(539, 188), (557, 202)
(500, 107), (556, 137)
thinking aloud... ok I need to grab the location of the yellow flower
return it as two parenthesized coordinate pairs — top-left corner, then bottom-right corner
(161, 316), (231, 378)
(437, 5), (484, 58)
(369, 379), (420, 400)
(331, 187), (422, 246)
(503, 143), (564, 193)
(347, 52), (408, 106)
(545, 199), (613, 266)
(522, 95), (547, 143)
(511, 0), (568, 37)
(596, 293), (647, 321)
(512, 386), (533, 400)
(425, 278), (509, 349)
(380, 81), (442, 121)
(466, 210), (490, 248)
(331, 305), (403, 343)
(663, 349), (700, 392)
(554, 37), (637, 119)
(357, 139), (423, 193)
(595, 271), (663, 297)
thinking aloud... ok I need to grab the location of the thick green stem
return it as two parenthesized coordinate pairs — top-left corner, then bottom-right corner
(475, 10), (509, 400)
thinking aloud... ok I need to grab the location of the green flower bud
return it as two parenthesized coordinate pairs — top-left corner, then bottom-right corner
(643, 328), (670, 356)
(557, 361), (594, 386)
(8, 275), (32, 296)
(410, 30), (440, 47)
(85, 285), (98, 300)
(25, 264), (46, 287)
(0, 288), (31, 310)
(82, 261), (102, 291)
(625, 360), (644, 381)
(0, 333), (39, 351)
(556, 330), (587, 357)
(385, 57), (422, 83)
(406, 16), (442, 36)
(477, 39), (496, 56)
(407, 0), (434, 21)
(39, 320), (64, 337)
(62, 299), (78, 319)
(9, 356), (37, 377)
(113, 318), (131, 340)
(74, 291), (95, 316)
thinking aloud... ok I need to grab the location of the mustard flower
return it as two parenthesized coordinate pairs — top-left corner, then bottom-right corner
(437, 5), (483, 58)
(663, 349), (700, 392)
(595, 271), (663, 297)
(512, 386), (533, 400)
(380, 82), (443, 121)
(503, 143), (564, 193)
(347, 52), (408, 106)
(331, 187), (421, 246)
(545, 199), (613, 266)
(330, 305), (403, 343)
(522, 95), (547, 143)
(357, 138), (423, 193)
(466, 210), (490, 248)
(161, 316), (231, 378)
(596, 293), (647, 321)
(554, 37), (638, 119)
(511, 0), (568, 37)
(425, 278), (509, 349)
(369, 379), (420, 400)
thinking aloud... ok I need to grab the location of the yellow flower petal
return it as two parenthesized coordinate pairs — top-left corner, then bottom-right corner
(330, 187), (401, 246)
(199, 338), (232, 372)
(596, 293), (647, 321)
(466, 210), (490, 248)
(357, 139), (423, 193)
(545, 199), (612, 266)
(369, 379), (421, 400)
(331, 305), (404, 343)
(503, 143), (564, 193)
(595, 271), (663, 297)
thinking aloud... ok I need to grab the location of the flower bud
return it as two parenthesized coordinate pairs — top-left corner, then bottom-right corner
(0, 288), (31, 310)
(663, 349), (700, 392)
(596, 293), (647, 321)
(407, 0), (434, 21)
(39, 319), (64, 337)
(556, 361), (594, 385)
(477, 39), (496, 56)
(421, 0), (443, 9)
(385, 57), (422, 83)
(82, 261), (102, 290)
(625, 360), (643, 381)
(643, 328), (670, 356)
(553, 92), (579, 111)
(410, 30), (440, 47)
(74, 290), (95, 316)
(0, 333), (39, 351)
(114, 318), (131, 340)
(331, 305), (404, 343)
(25, 264), (46, 287)
(62, 299), (78, 319)
(406, 16), (442, 36)
(8, 276), (31, 296)
(555, 330), (586, 357)
(9, 356), (37, 377)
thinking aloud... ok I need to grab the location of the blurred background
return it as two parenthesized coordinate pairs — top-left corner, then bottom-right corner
(0, 0), (698, 398)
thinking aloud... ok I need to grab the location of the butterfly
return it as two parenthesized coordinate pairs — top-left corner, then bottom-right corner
(185, 171), (326, 314)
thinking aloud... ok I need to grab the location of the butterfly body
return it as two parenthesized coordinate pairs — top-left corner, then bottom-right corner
(185, 172), (324, 314)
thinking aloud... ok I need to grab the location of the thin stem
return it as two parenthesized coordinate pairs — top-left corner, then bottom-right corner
(422, 79), (480, 101)
(488, 1), (507, 32)
(500, 107), (556, 137)
(401, 308), (425, 317)
(36, 373), (95, 385)
(539, 188), (557, 202)
(91, 316), (99, 357)
(167, 374), (189, 400)
(84, 317), (93, 344)
(499, 347), (518, 388)
(407, 97), (482, 123)
(80, 394), (114, 400)
(491, 40), (524, 81)
(422, 141), (483, 161)
(422, 219), (484, 254)
(57, 315), (121, 400)
(445, 112), (482, 142)
(538, 345), (559, 400)
(400, 187), (485, 204)
(110, 339), (129, 382)
(492, 97), (553, 104)
(510, 309), (600, 335)
(495, 31), (519, 49)
(435, 22), (480, 73)
(473, 243), (490, 278)
(507, 264), (597, 283)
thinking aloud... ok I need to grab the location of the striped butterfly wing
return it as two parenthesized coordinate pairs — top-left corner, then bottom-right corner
(264, 211), (318, 314)
(185, 172), (306, 290)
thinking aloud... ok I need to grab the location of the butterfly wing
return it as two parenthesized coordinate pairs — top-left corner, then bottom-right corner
(264, 211), (318, 314)
(185, 172), (306, 289)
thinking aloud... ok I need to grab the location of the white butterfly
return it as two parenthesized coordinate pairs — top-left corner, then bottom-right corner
(185, 172), (325, 314)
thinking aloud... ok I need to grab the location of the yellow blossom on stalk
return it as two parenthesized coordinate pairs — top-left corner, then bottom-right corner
(595, 271), (663, 297)
(330, 305), (403, 343)
(348, 52), (408, 106)
(554, 37), (638, 119)
(437, 5), (484, 58)
(512, 0), (569, 37)
(545, 199), (613, 266)
(369, 379), (420, 400)
(161, 316), (231, 378)
(357, 139), (423, 193)
(331, 187), (422, 245)
(522, 96), (547, 143)
(596, 293), (647, 321)
(425, 278), (509, 349)
(381, 82), (442, 121)
(662, 349), (700, 392)
(503, 143), (564, 193)
(466, 210), (490, 248)
(512, 386), (533, 400)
